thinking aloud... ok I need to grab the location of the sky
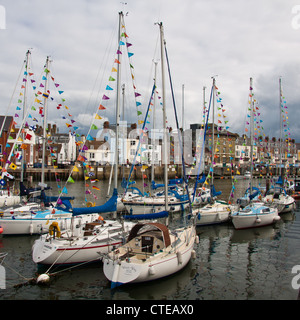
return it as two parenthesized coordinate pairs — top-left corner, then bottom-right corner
(1, 0), (300, 143)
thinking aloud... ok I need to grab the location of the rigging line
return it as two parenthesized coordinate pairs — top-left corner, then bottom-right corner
(163, 43), (192, 214)
(2, 260), (32, 281)
(124, 82), (156, 195)
(45, 222), (119, 275)
(0, 60), (26, 138)
(192, 84), (213, 202)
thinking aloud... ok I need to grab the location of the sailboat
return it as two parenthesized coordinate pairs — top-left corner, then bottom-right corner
(231, 78), (280, 230)
(102, 21), (197, 288)
(120, 63), (189, 218)
(191, 78), (232, 226)
(32, 11), (137, 265)
(0, 55), (99, 235)
(262, 78), (295, 214)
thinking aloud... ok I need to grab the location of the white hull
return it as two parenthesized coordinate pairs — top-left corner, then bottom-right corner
(193, 201), (231, 226)
(231, 203), (280, 230)
(103, 224), (196, 288)
(0, 211), (99, 235)
(32, 220), (135, 265)
(263, 188), (295, 214)
(0, 195), (20, 207)
(123, 197), (189, 215)
(280, 201), (296, 213)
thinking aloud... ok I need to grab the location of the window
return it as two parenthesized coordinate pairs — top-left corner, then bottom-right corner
(90, 152), (95, 159)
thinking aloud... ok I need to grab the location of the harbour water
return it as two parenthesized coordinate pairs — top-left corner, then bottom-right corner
(0, 177), (300, 302)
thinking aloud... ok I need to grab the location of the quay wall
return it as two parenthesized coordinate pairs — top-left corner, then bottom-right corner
(7, 165), (300, 182)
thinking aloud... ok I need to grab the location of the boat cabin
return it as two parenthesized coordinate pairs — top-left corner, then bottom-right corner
(119, 223), (171, 260)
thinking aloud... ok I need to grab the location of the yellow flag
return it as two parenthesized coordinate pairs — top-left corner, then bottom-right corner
(9, 163), (17, 170)
(95, 114), (102, 120)
(236, 170), (240, 175)
(112, 67), (117, 72)
(73, 166), (79, 172)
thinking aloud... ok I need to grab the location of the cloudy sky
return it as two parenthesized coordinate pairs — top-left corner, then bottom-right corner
(1, 0), (300, 143)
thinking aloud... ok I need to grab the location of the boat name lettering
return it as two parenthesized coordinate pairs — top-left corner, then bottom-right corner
(121, 265), (137, 274)
(44, 245), (52, 250)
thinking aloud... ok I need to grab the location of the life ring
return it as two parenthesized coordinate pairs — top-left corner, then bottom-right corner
(49, 221), (61, 238)
(86, 201), (95, 207)
(0, 179), (6, 186)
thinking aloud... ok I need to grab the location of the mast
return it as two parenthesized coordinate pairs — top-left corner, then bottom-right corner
(279, 77), (283, 178)
(20, 49), (30, 183)
(158, 22), (169, 214)
(211, 77), (216, 188)
(113, 11), (123, 217)
(249, 77), (254, 194)
(41, 56), (50, 191)
(181, 84), (184, 180)
(151, 61), (158, 183)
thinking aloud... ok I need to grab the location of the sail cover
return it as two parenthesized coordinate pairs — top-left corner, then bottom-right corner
(72, 188), (118, 215)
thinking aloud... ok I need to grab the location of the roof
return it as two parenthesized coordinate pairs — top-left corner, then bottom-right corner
(127, 222), (171, 247)
(0, 116), (13, 132)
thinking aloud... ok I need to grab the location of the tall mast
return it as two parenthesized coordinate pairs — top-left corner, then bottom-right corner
(181, 84), (184, 180)
(279, 77), (283, 177)
(112, 11), (123, 217)
(211, 77), (216, 187)
(158, 22), (169, 214)
(151, 61), (158, 183)
(41, 56), (50, 190)
(20, 49), (30, 183)
(249, 77), (254, 193)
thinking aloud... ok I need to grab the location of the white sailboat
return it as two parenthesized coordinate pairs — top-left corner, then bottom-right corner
(0, 56), (98, 235)
(231, 78), (280, 230)
(32, 11), (136, 265)
(102, 221), (197, 288)
(192, 78), (232, 226)
(263, 185), (295, 213)
(120, 60), (189, 217)
(102, 21), (197, 289)
(262, 78), (295, 214)
(32, 217), (135, 265)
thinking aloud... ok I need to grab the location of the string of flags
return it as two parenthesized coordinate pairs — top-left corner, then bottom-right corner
(202, 82), (237, 203)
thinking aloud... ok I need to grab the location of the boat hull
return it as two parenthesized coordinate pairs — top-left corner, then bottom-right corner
(231, 206), (280, 230)
(194, 202), (231, 226)
(32, 220), (135, 265)
(32, 237), (123, 265)
(123, 198), (189, 215)
(0, 212), (99, 235)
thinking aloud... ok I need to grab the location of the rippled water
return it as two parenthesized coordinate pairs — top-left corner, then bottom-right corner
(0, 178), (300, 301)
